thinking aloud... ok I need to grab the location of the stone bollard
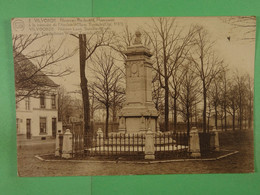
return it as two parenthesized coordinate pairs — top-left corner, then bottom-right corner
(62, 129), (73, 159)
(145, 129), (155, 160)
(189, 127), (201, 157)
(212, 126), (220, 151)
(55, 130), (62, 156)
(97, 128), (104, 146)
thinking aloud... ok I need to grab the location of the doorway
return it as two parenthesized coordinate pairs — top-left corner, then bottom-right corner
(52, 118), (57, 137)
(26, 119), (31, 139)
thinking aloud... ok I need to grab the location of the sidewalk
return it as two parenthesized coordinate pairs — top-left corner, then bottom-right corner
(17, 135), (55, 146)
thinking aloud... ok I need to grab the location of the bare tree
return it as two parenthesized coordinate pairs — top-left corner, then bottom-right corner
(152, 73), (164, 115)
(145, 17), (196, 132)
(192, 101), (201, 128)
(111, 25), (134, 59)
(178, 63), (200, 135)
(246, 74), (254, 130)
(219, 68), (229, 131)
(189, 26), (223, 133)
(209, 67), (228, 131)
(89, 85), (102, 120)
(57, 87), (84, 125)
(13, 34), (75, 103)
(71, 28), (114, 142)
(209, 78), (221, 129)
(227, 80), (239, 131)
(232, 73), (253, 131)
(170, 66), (185, 132)
(110, 80), (125, 123)
(57, 87), (73, 124)
(90, 50), (124, 137)
(207, 101), (213, 131)
(234, 73), (247, 130)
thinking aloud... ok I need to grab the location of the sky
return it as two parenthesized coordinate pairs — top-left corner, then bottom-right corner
(14, 17), (256, 94)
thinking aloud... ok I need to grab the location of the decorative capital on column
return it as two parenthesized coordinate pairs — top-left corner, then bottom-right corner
(133, 30), (142, 45)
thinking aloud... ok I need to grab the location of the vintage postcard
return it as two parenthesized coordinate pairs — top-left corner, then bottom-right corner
(12, 17), (256, 177)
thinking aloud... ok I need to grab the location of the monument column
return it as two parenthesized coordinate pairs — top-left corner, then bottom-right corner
(118, 31), (158, 133)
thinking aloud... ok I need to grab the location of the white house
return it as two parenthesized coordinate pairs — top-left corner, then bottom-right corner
(15, 53), (59, 139)
(16, 91), (59, 138)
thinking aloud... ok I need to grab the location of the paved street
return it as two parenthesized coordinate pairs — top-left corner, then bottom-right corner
(17, 130), (254, 177)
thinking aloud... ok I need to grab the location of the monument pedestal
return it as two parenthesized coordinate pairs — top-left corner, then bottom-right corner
(118, 31), (158, 133)
(119, 106), (158, 133)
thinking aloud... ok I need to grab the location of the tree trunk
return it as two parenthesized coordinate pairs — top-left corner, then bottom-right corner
(238, 112), (240, 130)
(203, 82), (207, 133)
(112, 91), (116, 132)
(239, 98), (242, 130)
(195, 104), (198, 128)
(248, 95), (252, 130)
(105, 105), (109, 138)
(232, 107), (235, 131)
(207, 115), (210, 132)
(224, 104), (227, 131)
(173, 96), (177, 132)
(79, 34), (91, 146)
(187, 105), (190, 136)
(244, 112), (247, 130)
(190, 106), (193, 124)
(90, 93), (95, 120)
(221, 116), (223, 131)
(164, 81), (169, 132)
(248, 79), (252, 130)
(224, 93), (227, 131)
(214, 103), (217, 129)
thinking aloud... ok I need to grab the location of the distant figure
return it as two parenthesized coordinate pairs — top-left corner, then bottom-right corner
(227, 36), (231, 41)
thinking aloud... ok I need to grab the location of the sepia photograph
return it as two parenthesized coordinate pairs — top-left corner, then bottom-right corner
(12, 16), (256, 177)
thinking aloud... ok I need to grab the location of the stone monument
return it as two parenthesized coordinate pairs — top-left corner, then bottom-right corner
(118, 31), (158, 133)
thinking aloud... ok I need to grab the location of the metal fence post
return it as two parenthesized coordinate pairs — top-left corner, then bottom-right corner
(189, 127), (201, 157)
(145, 129), (155, 160)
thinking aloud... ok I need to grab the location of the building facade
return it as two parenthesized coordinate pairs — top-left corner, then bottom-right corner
(14, 53), (60, 139)
(16, 90), (58, 138)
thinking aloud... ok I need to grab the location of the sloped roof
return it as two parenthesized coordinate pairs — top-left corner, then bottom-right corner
(14, 52), (59, 90)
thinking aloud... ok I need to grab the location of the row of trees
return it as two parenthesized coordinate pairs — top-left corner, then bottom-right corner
(13, 17), (255, 140)
(147, 18), (254, 134)
(77, 18), (254, 136)
(88, 51), (125, 137)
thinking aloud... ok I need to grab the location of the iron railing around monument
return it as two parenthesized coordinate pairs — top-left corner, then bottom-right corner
(85, 133), (146, 157)
(154, 132), (189, 158)
(71, 131), (190, 159)
(71, 132), (146, 158)
(64, 124), (219, 159)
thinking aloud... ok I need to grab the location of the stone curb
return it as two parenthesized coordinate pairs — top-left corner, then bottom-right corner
(35, 150), (239, 164)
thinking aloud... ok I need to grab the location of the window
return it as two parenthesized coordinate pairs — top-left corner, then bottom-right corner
(25, 97), (30, 110)
(40, 94), (45, 108)
(40, 117), (47, 134)
(51, 94), (56, 109)
(16, 118), (20, 134)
